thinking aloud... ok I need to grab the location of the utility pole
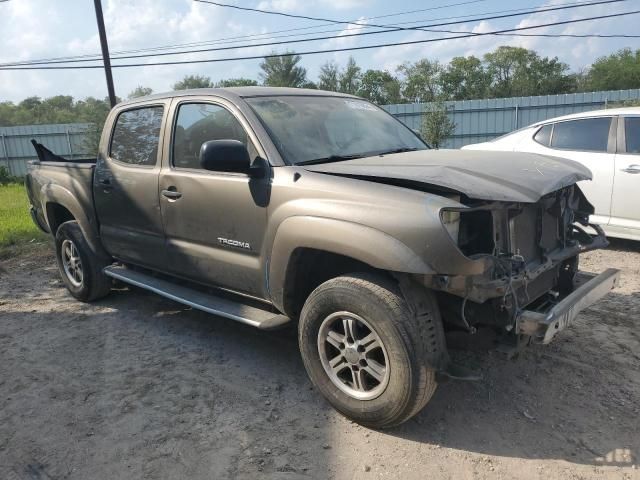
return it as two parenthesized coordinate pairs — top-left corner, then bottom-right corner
(93, 0), (117, 108)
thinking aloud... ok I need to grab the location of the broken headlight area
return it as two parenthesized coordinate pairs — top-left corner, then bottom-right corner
(431, 185), (608, 333)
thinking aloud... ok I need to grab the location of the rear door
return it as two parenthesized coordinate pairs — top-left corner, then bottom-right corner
(610, 116), (640, 235)
(527, 117), (615, 226)
(159, 97), (270, 297)
(94, 102), (169, 269)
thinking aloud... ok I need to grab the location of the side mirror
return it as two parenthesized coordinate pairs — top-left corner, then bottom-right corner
(199, 139), (251, 174)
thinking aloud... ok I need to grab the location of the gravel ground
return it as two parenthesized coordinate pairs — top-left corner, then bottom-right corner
(0, 241), (638, 480)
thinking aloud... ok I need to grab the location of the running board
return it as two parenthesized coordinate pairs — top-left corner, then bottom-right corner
(103, 266), (291, 330)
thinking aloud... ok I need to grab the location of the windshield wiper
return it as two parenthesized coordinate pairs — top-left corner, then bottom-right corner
(296, 154), (366, 166)
(377, 147), (420, 155)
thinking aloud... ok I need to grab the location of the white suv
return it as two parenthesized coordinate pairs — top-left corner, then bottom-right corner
(463, 107), (640, 241)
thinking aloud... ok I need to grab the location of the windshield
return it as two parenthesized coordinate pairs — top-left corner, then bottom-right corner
(245, 95), (428, 165)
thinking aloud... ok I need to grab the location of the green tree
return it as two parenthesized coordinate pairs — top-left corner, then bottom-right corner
(172, 74), (214, 90)
(338, 56), (361, 95)
(128, 86), (153, 99)
(16, 97), (44, 124)
(529, 56), (576, 95)
(583, 48), (640, 91)
(318, 60), (340, 91)
(420, 99), (456, 149)
(440, 56), (490, 100)
(215, 78), (258, 87)
(259, 52), (308, 87)
(0, 102), (17, 126)
(76, 96), (113, 155)
(0, 95), (114, 153)
(357, 70), (402, 105)
(483, 46), (574, 97)
(396, 59), (442, 103)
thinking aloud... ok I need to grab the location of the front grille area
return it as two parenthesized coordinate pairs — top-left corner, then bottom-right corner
(455, 186), (580, 273)
(509, 204), (540, 264)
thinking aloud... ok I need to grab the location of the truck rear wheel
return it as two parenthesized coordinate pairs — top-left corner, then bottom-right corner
(55, 221), (112, 302)
(298, 273), (445, 428)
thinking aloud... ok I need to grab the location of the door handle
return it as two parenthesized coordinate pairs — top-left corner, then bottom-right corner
(621, 164), (640, 174)
(161, 188), (182, 200)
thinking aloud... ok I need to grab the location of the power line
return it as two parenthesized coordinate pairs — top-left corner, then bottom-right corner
(0, 0), (631, 67)
(193, 0), (492, 26)
(193, 0), (627, 35)
(0, 0), (491, 66)
(0, 1), (624, 66)
(426, 28), (640, 39)
(1, 10), (638, 71)
(79, 0), (614, 53)
(193, 0), (491, 32)
(0, 0), (619, 67)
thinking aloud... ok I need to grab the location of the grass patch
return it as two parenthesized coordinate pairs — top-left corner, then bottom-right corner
(0, 183), (48, 254)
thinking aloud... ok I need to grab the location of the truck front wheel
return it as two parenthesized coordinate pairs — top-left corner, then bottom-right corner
(298, 273), (445, 428)
(55, 221), (112, 302)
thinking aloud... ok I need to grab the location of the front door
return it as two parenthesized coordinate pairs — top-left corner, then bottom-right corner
(610, 116), (640, 235)
(93, 103), (168, 270)
(159, 100), (269, 297)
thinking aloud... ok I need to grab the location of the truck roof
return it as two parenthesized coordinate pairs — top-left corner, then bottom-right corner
(118, 86), (357, 108)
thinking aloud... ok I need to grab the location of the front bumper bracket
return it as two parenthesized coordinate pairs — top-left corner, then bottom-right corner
(518, 268), (620, 344)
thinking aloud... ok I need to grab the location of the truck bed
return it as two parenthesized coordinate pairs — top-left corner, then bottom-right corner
(25, 140), (97, 235)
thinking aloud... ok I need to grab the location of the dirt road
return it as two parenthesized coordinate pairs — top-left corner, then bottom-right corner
(1, 242), (638, 479)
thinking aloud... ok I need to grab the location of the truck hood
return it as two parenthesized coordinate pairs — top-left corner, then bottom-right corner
(303, 149), (592, 203)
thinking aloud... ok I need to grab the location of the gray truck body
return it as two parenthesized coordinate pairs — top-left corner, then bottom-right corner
(25, 87), (616, 343)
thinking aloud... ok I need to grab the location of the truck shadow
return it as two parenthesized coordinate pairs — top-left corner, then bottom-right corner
(608, 238), (640, 252)
(0, 288), (333, 479)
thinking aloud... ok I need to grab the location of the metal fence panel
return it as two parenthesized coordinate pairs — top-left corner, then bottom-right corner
(0, 123), (93, 177)
(2, 89), (640, 176)
(383, 88), (640, 149)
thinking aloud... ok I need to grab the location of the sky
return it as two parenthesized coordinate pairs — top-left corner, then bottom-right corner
(0, 0), (638, 102)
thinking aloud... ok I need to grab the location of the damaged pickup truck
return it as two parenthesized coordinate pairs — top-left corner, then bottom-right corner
(25, 88), (619, 428)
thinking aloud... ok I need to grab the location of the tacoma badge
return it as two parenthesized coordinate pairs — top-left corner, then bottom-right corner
(217, 237), (251, 250)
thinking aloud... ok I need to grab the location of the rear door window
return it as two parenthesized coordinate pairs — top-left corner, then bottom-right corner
(624, 117), (640, 154)
(110, 106), (164, 166)
(550, 117), (611, 152)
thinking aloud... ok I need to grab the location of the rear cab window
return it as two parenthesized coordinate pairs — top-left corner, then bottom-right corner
(110, 106), (164, 166)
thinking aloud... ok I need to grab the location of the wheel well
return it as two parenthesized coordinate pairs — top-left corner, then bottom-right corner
(46, 203), (75, 235)
(282, 248), (380, 319)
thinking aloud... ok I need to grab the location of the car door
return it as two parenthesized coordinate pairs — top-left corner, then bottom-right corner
(525, 117), (615, 227)
(94, 102), (168, 270)
(159, 98), (270, 297)
(610, 116), (640, 236)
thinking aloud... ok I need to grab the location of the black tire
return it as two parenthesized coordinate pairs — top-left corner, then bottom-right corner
(298, 272), (446, 429)
(55, 221), (112, 302)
